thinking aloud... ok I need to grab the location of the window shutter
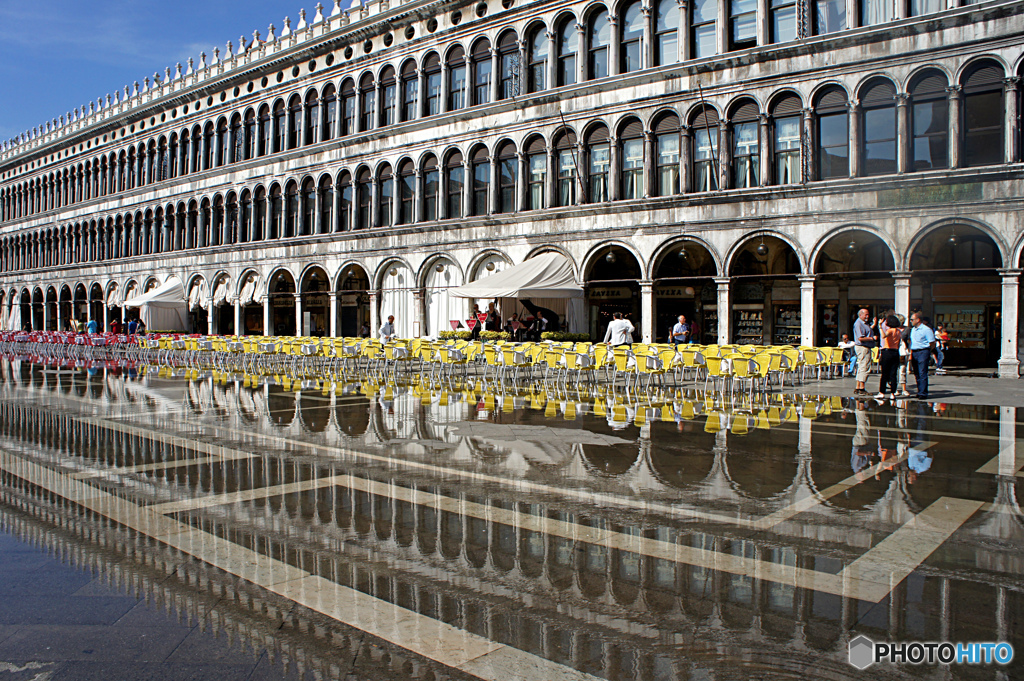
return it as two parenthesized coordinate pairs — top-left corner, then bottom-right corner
(691, 106), (719, 128)
(655, 114), (680, 133)
(861, 81), (896, 107)
(527, 136), (547, 154)
(771, 95), (802, 116)
(586, 125), (610, 143)
(965, 64), (1005, 93)
(816, 88), (847, 112)
(910, 72), (947, 97)
(732, 101), (759, 122)
(620, 119), (644, 139)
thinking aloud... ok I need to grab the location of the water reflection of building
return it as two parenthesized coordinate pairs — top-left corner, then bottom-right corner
(0, 365), (1022, 679)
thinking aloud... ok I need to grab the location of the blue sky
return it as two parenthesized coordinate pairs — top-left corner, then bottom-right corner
(0, 1), (348, 142)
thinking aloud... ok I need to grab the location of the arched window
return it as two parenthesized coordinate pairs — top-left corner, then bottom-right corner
(496, 142), (517, 213)
(423, 53), (442, 116)
(254, 188), (266, 241)
(692, 0), (717, 58)
(322, 84), (337, 141)
(691, 106), (719, 191)
(304, 90), (320, 145)
(288, 95), (302, 149)
(300, 179), (315, 235)
(318, 176), (333, 233)
(258, 106), (271, 155)
(472, 39), (492, 105)
(771, 0), (797, 42)
(422, 155), (439, 221)
(285, 181), (299, 237)
(356, 169), (371, 230)
(400, 61), (417, 122)
(815, 0), (846, 33)
(269, 185), (283, 239)
(337, 171), (352, 231)
(654, 113), (680, 196)
(445, 152), (464, 218)
(158, 137), (169, 180)
(146, 142), (156, 183)
(909, 71), (948, 171)
(447, 47), (467, 110)
(244, 110), (256, 159)
(341, 79), (356, 135)
(557, 18), (578, 86)
(815, 87), (848, 179)
(526, 136), (547, 210)
(240, 190), (251, 242)
(137, 144), (148, 184)
(471, 147), (490, 215)
(555, 130), (578, 206)
(619, 119), (645, 199)
(273, 101), (287, 152)
(379, 164), (394, 226)
(621, 2), (644, 73)
(193, 126), (204, 171)
(731, 0), (757, 50)
(380, 67), (397, 126)
(963, 62), (1004, 168)
(771, 94), (802, 184)
(230, 114), (242, 163)
(528, 26), (548, 92)
(588, 10), (610, 80)
(217, 119), (229, 166)
(861, 0), (892, 27)
(498, 31), (519, 100)
(655, 0), (680, 66)
(731, 100), (760, 187)
(360, 73), (376, 131)
(861, 80), (897, 176)
(397, 160), (415, 224)
(586, 125), (610, 202)
(126, 148), (136, 189)
(226, 193), (238, 244)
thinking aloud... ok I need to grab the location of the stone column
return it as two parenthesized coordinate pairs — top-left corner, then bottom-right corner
(640, 281), (653, 343)
(329, 292), (338, 337)
(680, 125), (692, 192)
(103, 303), (109, 333)
(516, 152), (527, 211)
(295, 294), (303, 336)
(488, 155), (499, 214)
(42, 301), (49, 332)
(415, 69), (426, 119)
(234, 300), (241, 335)
(609, 135), (621, 201)
(1004, 78), (1020, 164)
(369, 292), (379, 339)
(718, 119), (731, 190)
(608, 15), (620, 77)
(643, 131), (656, 198)
(799, 275), (815, 347)
(392, 175), (401, 226)
(896, 93), (910, 173)
(642, 6), (653, 69)
(545, 146), (556, 209)
(758, 114), (771, 186)
(998, 269), (1021, 378)
(370, 177), (380, 228)
(314, 188), (323, 234)
(715, 277), (730, 344)
(545, 31), (557, 89)
(946, 86), (962, 169)
(676, 0), (689, 61)
(802, 108), (815, 182)
(757, 0), (770, 45)
(846, 0), (859, 29)
(439, 62), (450, 114)
(716, 0), (728, 55)
(262, 297), (271, 336)
(892, 271), (911, 320)
(489, 48), (500, 102)
(848, 100), (861, 177)
(460, 56), (470, 109)
(463, 158), (473, 215)
(413, 288), (425, 338)
(575, 23), (586, 84)
(413, 169), (423, 223)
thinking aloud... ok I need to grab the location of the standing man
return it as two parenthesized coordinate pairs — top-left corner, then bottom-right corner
(379, 315), (397, 341)
(604, 312), (635, 347)
(86, 318), (98, 334)
(853, 308), (877, 396)
(670, 315), (689, 345)
(909, 312), (936, 400)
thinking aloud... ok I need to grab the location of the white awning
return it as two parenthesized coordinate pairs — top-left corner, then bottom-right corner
(449, 252), (583, 299)
(188, 279), (207, 310)
(124, 276), (188, 331)
(212, 278), (231, 306)
(239, 275), (260, 306)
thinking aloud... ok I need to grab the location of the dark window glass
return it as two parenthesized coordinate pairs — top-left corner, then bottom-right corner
(622, 3), (644, 73)
(655, 0), (679, 66)
(447, 165), (464, 218)
(529, 29), (548, 92)
(964, 89), (1003, 167)
(558, 22), (577, 86)
(730, 0), (757, 50)
(911, 97), (947, 171)
(815, 0), (846, 34)
(692, 0), (717, 57)
(818, 111), (848, 178)
(473, 161), (489, 215)
(771, 0), (797, 43)
(588, 12), (610, 79)
(499, 157), (516, 212)
(424, 169), (439, 221)
(863, 104), (896, 175)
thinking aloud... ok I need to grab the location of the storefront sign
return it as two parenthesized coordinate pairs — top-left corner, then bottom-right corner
(655, 286), (696, 298)
(588, 287), (631, 299)
(341, 294), (360, 306)
(304, 294), (328, 307)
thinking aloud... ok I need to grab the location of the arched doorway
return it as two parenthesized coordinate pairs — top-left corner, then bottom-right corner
(19, 290), (31, 331)
(187, 277), (209, 334)
(814, 230), (896, 346)
(651, 240), (718, 343)
(73, 284), (88, 328)
(727, 235), (801, 344)
(379, 262), (414, 338)
(299, 266), (329, 337)
(910, 224), (1002, 367)
(211, 274), (234, 335)
(238, 271), (264, 335)
(59, 286), (72, 330)
(45, 287), (57, 331)
(336, 265), (370, 337)
(89, 283), (104, 326)
(105, 284), (122, 329)
(586, 245), (641, 341)
(424, 257), (463, 339)
(31, 288), (44, 332)
(268, 270), (296, 336)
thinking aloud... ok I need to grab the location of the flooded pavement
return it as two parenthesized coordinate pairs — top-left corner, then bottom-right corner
(0, 357), (1021, 680)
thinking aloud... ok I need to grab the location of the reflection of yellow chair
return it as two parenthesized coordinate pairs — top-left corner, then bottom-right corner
(563, 401), (577, 420)
(544, 399), (558, 418)
(593, 398), (607, 417)
(755, 410), (771, 430)
(611, 403), (629, 426)
(730, 414), (750, 435)
(767, 406), (782, 427)
(704, 411), (722, 433)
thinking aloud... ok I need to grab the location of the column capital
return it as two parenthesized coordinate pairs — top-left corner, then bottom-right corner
(639, 280), (653, 290)
(895, 92), (911, 106)
(713, 276), (731, 286)
(797, 274), (816, 284)
(945, 84), (962, 97)
(998, 268), (1022, 280)
(1004, 76), (1021, 90)
(891, 270), (912, 282)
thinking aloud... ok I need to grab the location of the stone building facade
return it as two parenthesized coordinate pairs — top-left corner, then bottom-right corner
(1, 0), (1023, 373)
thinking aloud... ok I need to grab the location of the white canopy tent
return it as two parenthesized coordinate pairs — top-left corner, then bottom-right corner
(123, 276), (189, 331)
(449, 252), (586, 333)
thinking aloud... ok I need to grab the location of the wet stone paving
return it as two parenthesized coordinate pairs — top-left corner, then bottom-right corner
(0, 357), (1020, 680)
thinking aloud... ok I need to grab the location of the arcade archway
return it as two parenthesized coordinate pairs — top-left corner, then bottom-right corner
(585, 245), (641, 342)
(727, 235), (801, 344)
(652, 240), (718, 343)
(813, 229), (896, 345)
(299, 266), (330, 337)
(268, 270), (297, 336)
(336, 265), (370, 337)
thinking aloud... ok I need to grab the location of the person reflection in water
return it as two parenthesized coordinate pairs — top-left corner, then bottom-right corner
(850, 400), (873, 478)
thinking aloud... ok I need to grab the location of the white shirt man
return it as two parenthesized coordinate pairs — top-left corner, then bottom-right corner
(603, 313), (635, 346)
(379, 315), (397, 341)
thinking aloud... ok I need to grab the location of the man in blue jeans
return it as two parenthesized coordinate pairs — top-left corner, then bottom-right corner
(909, 312), (936, 400)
